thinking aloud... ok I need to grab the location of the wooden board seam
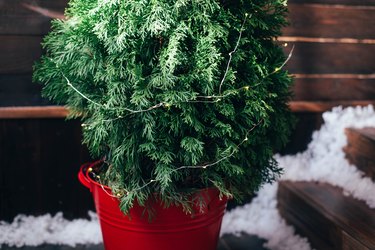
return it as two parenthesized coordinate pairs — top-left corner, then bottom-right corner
(279, 37), (375, 44)
(295, 3), (375, 10)
(293, 74), (375, 79)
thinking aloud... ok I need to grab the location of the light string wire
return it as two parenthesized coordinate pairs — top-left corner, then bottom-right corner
(63, 74), (165, 114)
(218, 13), (250, 95)
(268, 44), (294, 76)
(63, 14), (293, 118)
(173, 118), (263, 171)
(89, 161), (158, 198)
(93, 119), (263, 198)
(88, 166), (157, 198)
(250, 44), (294, 89)
(61, 14), (293, 197)
(65, 44), (293, 112)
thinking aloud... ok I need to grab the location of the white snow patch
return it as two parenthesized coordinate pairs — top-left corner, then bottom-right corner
(279, 105), (375, 208)
(0, 212), (102, 247)
(1, 105), (375, 249)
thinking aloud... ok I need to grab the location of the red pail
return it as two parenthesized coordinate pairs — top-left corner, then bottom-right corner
(78, 161), (227, 250)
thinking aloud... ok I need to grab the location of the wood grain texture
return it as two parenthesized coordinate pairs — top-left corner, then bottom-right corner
(0, 119), (92, 221)
(292, 77), (375, 101)
(0, 36), (42, 74)
(289, 101), (375, 112)
(342, 231), (370, 250)
(278, 181), (375, 250)
(0, 74), (50, 106)
(278, 191), (337, 249)
(344, 127), (375, 180)
(0, 106), (69, 119)
(345, 127), (375, 158)
(284, 4), (375, 39)
(288, 0), (375, 5)
(5, 1), (375, 38)
(283, 42), (375, 74)
(343, 146), (375, 180)
(0, 0), (67, 35)
(3, 35), (375, 76)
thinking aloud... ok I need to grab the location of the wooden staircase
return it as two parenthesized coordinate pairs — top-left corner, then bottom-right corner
(277, 128), (375, 250)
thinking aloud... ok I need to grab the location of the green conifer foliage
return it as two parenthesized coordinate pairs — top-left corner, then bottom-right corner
(34, 0), (294, 214)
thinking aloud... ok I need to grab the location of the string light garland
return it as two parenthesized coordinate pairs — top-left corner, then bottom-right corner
(32, 0), (295, 218)
(89, 165), (157, 198)
(63, 74), (165, 114)
(250, 45), (294, 89)
(63, 14), (293, 118)
(58, 13), (294, 197)
(174, 119), (263, 171)
(85, 118), (264, 199)
(64, 44), (293, 128)
(267, 44), (294, 77)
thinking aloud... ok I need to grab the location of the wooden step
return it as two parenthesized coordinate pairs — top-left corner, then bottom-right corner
(277, 181), (375, 250)
(344, 127), (375, 180)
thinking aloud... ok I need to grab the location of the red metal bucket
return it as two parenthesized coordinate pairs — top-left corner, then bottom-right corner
(78, 161), (228, 250)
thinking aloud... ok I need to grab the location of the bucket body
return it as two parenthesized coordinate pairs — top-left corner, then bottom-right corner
(78, 161), (227, 250)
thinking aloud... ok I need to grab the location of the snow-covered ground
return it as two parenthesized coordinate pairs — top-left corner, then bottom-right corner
(1, 105), (375, 249)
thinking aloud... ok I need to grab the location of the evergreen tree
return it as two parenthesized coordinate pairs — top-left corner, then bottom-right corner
(34, 0), (294, 214)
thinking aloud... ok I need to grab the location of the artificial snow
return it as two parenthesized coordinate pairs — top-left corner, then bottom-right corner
(1, 105), (375, 249)
(0, 212), (102, 248)
(278, 105), (375, 208)
(221, 183), (311, 250)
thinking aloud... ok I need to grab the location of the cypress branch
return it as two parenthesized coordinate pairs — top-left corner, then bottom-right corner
(34, 0), (294, 215)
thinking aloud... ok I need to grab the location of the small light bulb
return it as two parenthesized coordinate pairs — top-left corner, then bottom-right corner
(244, 137), (249, 141)
(283, 43), (288, 47)
(88, 167), (93, 172)
(244, 86), (250, 90)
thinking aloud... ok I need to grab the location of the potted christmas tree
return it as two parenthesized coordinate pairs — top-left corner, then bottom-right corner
(33, 0), (294, 249)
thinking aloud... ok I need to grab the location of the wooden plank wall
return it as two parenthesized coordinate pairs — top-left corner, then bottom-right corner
(0, 0), (94, 220)
(0, 0), (67, 106)
(0, 0), (374, 219)
(0, 119), (92, 220)
(282, 0), (375, 153)
(286, 0), (375, 107)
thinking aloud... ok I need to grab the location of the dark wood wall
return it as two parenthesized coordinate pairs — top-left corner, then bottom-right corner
(0, 0), (67, 106)
(283, 0), (375, 152)
(0, 119), (92, 220)
(0, 0), (94, 221)
(0, 0), (374, 220)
